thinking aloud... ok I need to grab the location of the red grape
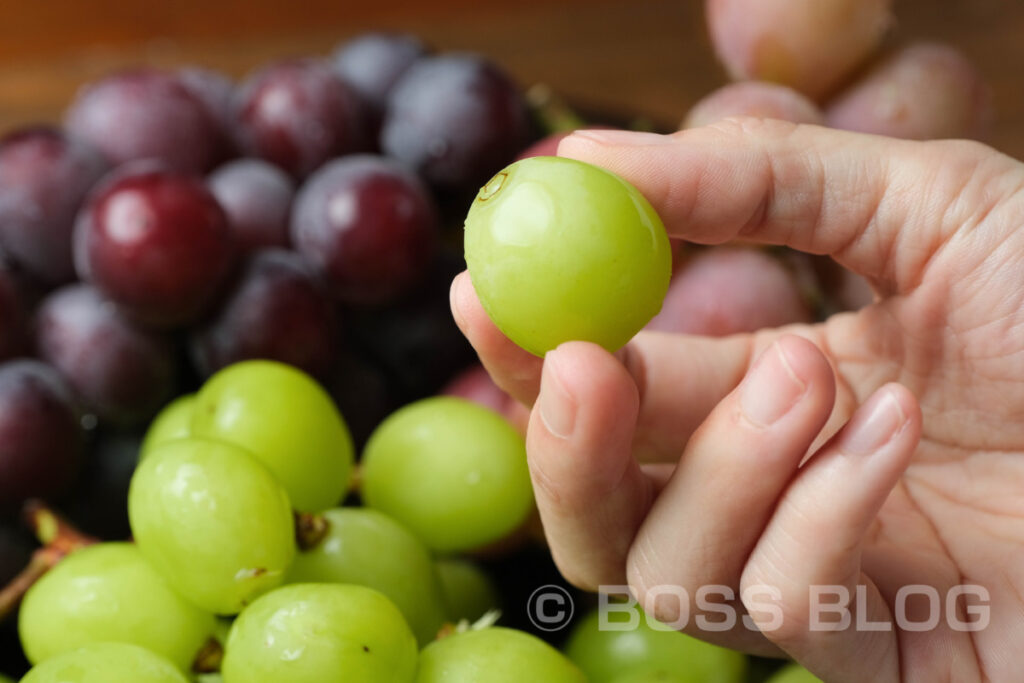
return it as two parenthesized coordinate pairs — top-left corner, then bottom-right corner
(73, 165), (236, 328)
(332, 32), (427, 124)
(177, 66), (238, 160)
(706, 0), (893, 98)
(381, 54), (531, 193)
(826, 43), (993, 141)
(0, 127), (108, 285)
(35, 284), (177, 424)
(190, 249), (338, 380)
(207, 158), (294, 252)
(327, 349), (396, 450)
(0, 360), (84, 510)
(647, 247), (811, 335)
(291, 155), (439, 306)
(65, 68), (222, 173)
(683, 81), (824, 128)
(233, 59), (364, 177)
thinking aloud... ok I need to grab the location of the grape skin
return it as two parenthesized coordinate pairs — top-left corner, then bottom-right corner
(361, 396), (533, 553)
(20, 642), (188, 683)
(564, 607), (747, 683)
(128, 438), (296, 615)
(19, 543), (216, 672)
(221, 583), (417, 683)
(287, 507), (448, 645)
(416, 627), (585, 683)
(190, 360), (354, 513)
(435, 558), (499, 623)
(140, 394), (195, 458)
(464, 156), (671, 356)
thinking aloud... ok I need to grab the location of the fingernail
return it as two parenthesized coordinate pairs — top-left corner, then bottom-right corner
(837, 388), (906, 456)
(739, 341), (807, 427)
(568, 129), (669, 147)
(538, 350), (576, 439)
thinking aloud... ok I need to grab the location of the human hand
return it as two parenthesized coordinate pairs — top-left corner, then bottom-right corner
(451, 122), (1024, 682)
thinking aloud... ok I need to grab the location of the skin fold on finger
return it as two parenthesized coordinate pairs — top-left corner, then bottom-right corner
(626, 335), (837, 655)
(736, 383), (968, 683)
(526, 341), (655, 590)
(557, 123), (1024, 296)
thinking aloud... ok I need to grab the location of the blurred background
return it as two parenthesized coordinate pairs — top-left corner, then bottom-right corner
(1, 0), (1022, 156)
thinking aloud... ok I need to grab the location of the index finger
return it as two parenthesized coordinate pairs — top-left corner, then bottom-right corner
(558, 121), (1016, 293)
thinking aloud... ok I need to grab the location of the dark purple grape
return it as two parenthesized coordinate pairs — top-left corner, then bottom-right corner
(291, 155), (438, 306)
(347, 249), (475, 400)
(0, 127), (108, 285)
(35, 285), (177, 424)
(233, 59), (364, 177)
(65, 68), (223, 174)
(190, 249), (338, 380)
(332, 32), (427, 123)
(0, 360), (84, 510)
(73, 165), (236, 328)
(177, 66), (238, 161)
(207, 158), (294, 252)
(0, 262), (30, 362)
(61, 431), (141, 540)
(380, 54), (530, 193)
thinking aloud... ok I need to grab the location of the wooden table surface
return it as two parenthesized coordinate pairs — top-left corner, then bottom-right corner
(0, 0), (1022, 157)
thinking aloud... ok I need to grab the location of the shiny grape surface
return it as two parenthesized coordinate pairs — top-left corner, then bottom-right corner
(464, 156), (671, 355)
(128, 438), (296, 614)
(291, 155), (439, 306)
(191, 360), (354, 512)
(19, 543), (216, 672)
(288, 507), (447, 644)
(73, 165), (236, 328)
(221, 583), (418, 683)
(361, 396), (533, 552)
(207, 159), (294, 252)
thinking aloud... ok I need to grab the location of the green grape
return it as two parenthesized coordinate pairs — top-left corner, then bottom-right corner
(564, 606), (746, 683)
(435, 558), (499, 623)
(766, 664), (823, 683)
(417, 627), (586, 682)
(140, 394), (195, 458)
(464, 156), (671, 356)
(20, 642), (188, 683)
(611, 672), (690, 683)
(191, 360), (354, 512)
(0, 675), (12, 683)
(128, 438), (296, 615)
(361, 397), (533, 552)
(287, 507), (448, 644)
(221, 583), (417, 683)
(19, 543), (216, 672)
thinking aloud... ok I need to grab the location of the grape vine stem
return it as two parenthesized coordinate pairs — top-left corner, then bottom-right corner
(0, 500), (97, 620)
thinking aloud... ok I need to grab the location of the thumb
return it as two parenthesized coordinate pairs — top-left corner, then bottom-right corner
(558, 121), (1021, 295)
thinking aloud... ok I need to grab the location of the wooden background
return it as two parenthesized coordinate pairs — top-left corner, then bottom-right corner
(0, 0), (1022, 157)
